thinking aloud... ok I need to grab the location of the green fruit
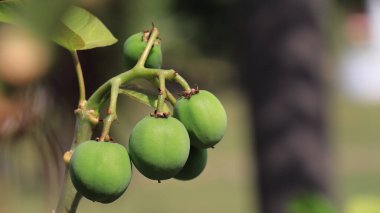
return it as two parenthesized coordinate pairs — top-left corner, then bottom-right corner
(69, 141), (132, 203)
(175, 146), (207, 180)
(128, 116), (190, 181)
(123, 32), (162, 69)
(173, 90), (227, 149)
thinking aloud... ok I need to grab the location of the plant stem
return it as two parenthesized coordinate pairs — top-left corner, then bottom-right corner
(135, 27), (159, 68)
(71, 51), (86, 105)
(150, 78), (176, 106)
(87, 68), (190, 110)
(99, 78), (121, 141)
(156, 73), (167, 113)
(173, 73), (191, 92)
(165, 90), (176, 106)
(55, 119), (94, 213)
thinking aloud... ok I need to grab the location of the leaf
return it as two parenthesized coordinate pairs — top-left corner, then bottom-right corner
(119, 87), (170, 113)
(0, 2), (117, 50)
(52, 6), (117, 50)
(0, 1), (22, 25)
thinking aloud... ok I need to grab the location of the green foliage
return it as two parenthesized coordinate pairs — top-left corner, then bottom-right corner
(69, 141), (132, 203)
(128, 116), (190, 181)
(0, 1), (22, 24)
(286, 193), (336, 213)
(174, 90), (227, 148)
(52, 6), (117, 50)
(175, 146), (208, 180)
(0, 2), (117, 51)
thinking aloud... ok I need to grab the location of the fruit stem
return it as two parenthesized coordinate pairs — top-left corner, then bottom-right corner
(166, 89), (176, 105)
(71, 50), (86, 105)
(156, 73), (167, 113)
(87, 68), (190, 110)
(135, 26), (159, 68)
(99, 77), (121, 141)
(149, 78), (176, 106)
(173, 72), (191, 93)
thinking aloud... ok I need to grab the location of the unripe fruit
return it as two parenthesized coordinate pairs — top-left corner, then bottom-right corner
(69, 141), (132, 203)
(128, 116), (190, 181)
(175, 146), (207, 180)
(173, 90), (227, 149)
(123, 32), (162, 69)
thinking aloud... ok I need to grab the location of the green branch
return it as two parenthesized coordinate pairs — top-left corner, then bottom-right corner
(55, 115), (96, 213)
(156, 73), (167, 113)
(99, 78), (121, 141)
(149, 78), (176, 106)
(135, 27), (159, 68)
(87, 68), (190, 111)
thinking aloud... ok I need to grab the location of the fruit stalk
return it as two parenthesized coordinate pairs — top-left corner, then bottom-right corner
(149, 78), (176, 105)
(99, 77), (121, 141)
(156, 73), (167, 113)
(166, 89), (177, 105)
(86, 68), (190, 111)
(135, 27), (159, 68)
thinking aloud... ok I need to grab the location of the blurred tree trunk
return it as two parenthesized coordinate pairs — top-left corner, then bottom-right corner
(237, 0), (332, 212)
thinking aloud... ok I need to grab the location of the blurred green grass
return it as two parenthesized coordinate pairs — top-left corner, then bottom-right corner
(331, 95), (380, 212)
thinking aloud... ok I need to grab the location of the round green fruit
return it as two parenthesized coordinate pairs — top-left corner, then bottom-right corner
(173, 90), (227, 149)
(175, 146), (207, 180)
(69, 140), (132, 203)
(128, 116), (190, 181)
(123, 32), (162, 69)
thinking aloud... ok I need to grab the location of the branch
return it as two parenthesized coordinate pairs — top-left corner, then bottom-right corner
(99, 78), (121, 141)
(135, 27), (159, 68)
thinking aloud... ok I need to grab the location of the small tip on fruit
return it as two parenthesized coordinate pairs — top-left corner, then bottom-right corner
(150, 110), (170, 118)
(182, 87), (200, 99)
(63, 150), (73, 165)
(158, 180), (161, 183)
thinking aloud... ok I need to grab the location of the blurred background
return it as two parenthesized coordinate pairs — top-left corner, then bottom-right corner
(1, 0), (380, 212)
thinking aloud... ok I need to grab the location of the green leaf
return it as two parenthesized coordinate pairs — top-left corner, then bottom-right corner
(119, 87), (170, 113)
(52, 6), (117, 50)
(0, 1), (22, 24)
(0, 2), (117, 50)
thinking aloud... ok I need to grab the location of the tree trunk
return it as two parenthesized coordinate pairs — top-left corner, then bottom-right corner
(236, 0), (332, 212)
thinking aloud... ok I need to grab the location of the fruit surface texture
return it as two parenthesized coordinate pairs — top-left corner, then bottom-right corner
(129, 116), (190, 180)
(175, 146), (207, 180)
(173, 90), (227, 148)
(123, 32), (162, 69)
(69, 140), (132, 203)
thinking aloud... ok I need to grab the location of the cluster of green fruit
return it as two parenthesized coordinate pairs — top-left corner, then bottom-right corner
(68, 31), (227, 204)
